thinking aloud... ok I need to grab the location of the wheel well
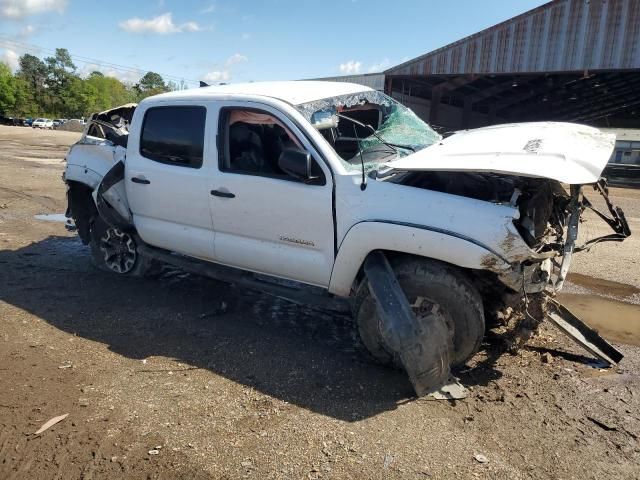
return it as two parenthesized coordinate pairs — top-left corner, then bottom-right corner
(353, 249), (492, 295)
(353, 250), (451, 290)
(66, 181), (97, 245)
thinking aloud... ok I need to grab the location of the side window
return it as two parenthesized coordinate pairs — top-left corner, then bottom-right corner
(140, 106), (206, 168)
(219, 108), (325, 184)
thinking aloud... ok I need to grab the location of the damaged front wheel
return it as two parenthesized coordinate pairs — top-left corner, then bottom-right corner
(354, 257), (485, 368)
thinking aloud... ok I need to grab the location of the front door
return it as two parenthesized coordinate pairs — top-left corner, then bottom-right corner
(209, 102), (334, 287)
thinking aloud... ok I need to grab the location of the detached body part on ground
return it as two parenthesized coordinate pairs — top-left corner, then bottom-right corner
(62, 81), (631, 396)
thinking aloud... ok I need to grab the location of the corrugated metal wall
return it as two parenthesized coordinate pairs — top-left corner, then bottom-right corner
(309, 74), (386, 91)
(387, 0), (640, 75)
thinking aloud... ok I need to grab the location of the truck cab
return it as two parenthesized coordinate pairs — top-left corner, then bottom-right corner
(64, 81), (630, 396)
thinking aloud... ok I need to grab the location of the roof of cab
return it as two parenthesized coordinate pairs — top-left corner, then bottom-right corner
(148, 81), (374, 106)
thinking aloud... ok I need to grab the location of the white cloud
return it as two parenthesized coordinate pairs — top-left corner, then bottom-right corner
(203, 53), (248, 84)
(21, 24), (36, 36)
(201, 3), (215, 14)
(79, 63), (142, 84)
(181, 21), (202, 32)
(0, 48), (19, 71)
(0, 0), (67, 19)
(339, 60), (361, 75)
(225, 53), (247, 67)
(368, 58), (391, 73)
(203, 70), (229, 83)
(119, 12), (203, 34)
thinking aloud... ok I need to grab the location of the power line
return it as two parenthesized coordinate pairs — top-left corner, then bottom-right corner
(0, 35), (200, 86)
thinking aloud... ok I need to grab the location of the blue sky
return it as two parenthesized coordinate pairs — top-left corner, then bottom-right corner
(0, 0), (547, 87)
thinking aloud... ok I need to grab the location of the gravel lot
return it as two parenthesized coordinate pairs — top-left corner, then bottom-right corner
(1, 125), (639, 479)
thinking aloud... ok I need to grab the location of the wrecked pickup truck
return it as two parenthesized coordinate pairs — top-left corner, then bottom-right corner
(64, 81), (630, 396)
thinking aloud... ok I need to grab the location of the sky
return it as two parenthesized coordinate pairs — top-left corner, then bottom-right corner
(0, 0), (548, 87)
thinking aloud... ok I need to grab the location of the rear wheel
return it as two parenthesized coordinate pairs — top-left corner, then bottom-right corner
(354, 256), (485, 368)
(90, 216), (151, 276)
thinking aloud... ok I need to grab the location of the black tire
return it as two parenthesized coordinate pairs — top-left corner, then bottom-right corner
(89, 216), (151, 276)
(354, 256), (485, 368)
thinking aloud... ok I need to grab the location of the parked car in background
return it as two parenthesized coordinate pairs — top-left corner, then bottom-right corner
(32, 118), (54, 129)
(23, 118), (34, 127)
(0, 116), (23, 126)
(53, 119), (67, 127)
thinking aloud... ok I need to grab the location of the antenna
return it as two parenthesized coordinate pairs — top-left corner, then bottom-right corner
(353, 125), (367, 191)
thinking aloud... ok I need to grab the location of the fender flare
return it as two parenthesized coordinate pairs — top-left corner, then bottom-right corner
(327, 220), (511, 296)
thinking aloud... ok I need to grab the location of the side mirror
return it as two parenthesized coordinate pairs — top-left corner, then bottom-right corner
(278, 148), (318, 182)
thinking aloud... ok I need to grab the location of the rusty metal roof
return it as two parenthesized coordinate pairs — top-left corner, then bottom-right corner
(386, 0), (640, 76)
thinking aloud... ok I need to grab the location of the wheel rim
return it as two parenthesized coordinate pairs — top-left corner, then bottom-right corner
(99, 228), (137, 274)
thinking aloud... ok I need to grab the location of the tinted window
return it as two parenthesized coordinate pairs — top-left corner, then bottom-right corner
(140, 106), (206, 168)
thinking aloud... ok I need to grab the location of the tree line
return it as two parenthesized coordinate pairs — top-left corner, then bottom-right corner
(0, 48), (183, 119)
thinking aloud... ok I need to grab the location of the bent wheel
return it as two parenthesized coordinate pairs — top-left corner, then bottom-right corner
(354, 257), (485, 368)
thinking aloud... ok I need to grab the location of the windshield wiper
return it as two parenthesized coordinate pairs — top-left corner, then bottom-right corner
(336, 113), (416, 152)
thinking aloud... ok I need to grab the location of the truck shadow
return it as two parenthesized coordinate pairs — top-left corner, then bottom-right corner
(1, 235), (505, 421)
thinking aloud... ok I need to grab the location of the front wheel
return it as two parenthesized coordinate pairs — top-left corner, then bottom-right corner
(89, 216), (151, 276)
(354, 256), (485, 368)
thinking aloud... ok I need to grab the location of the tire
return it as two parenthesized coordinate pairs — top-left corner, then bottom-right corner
(89, 216), (151, 276)
(354, 256), (485, 368)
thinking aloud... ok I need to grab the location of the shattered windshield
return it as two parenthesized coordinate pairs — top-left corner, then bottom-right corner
(296, 91), (440, 172)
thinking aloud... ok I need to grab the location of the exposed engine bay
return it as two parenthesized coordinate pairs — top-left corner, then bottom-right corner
(395, 171), (630, 292)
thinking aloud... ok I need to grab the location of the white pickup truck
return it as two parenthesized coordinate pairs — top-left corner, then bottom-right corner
(64, 81), (630, 395)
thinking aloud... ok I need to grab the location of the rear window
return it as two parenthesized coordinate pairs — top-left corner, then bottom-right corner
(140, 106), (206, 168)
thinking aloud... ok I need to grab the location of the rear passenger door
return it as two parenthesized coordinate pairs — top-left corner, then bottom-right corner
(125, 103), (216, 260)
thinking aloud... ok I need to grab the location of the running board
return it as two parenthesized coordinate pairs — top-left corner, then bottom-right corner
(137, 244), (351, 314)
(544, 294), (624, 366)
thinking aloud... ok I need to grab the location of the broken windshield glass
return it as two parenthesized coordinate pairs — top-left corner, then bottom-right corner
(296, 91), (441, 172)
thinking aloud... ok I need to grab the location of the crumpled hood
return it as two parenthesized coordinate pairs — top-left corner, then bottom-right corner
(385, 122), (615, 184)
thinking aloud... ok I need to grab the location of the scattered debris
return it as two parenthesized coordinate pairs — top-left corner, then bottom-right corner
(425, 378), (469, 400)
(541, 352), (554, 364)
(474, 453), (489, 464)
(148, 449), (160, 455)
(34, 413), (69, 435)
(383, 453), (394, 469)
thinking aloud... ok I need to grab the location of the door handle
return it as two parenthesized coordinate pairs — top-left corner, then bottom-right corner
(210, 190), (235, 198)
(131, 177), (150, 185)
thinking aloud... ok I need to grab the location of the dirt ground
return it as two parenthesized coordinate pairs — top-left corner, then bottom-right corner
(1, 125), (639, 480)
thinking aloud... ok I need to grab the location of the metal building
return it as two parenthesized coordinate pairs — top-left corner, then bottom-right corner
(384, 0), (640, 131)
(308, 73), (386, 92)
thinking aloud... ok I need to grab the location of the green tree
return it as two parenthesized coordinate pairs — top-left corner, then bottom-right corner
(0, 62), (17, 115)
(135, 71), (168, 99)
(16, 53), (47, 114)
(44, 48), (78, 116)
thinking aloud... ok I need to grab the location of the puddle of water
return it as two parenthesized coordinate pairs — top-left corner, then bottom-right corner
(557, 293), (640, 347)
(566, 272), (640, 298)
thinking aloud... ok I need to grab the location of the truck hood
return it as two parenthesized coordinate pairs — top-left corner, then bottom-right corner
(385, 122), (615, 184)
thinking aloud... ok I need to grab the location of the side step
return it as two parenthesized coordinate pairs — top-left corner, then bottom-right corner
(363, 251), (452, 396)
(137, 244), (351, 314)
(544, 294), (624, 366)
